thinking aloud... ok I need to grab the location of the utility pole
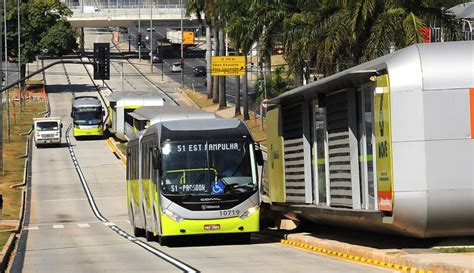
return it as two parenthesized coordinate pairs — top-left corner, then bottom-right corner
(138, 0), (141, 61)
(205, 24), (212, 99)
(212, 18), (218, 103)
(17, 0), (22, 112)
(150, 1), (153, 73)
(180, 0), (184, 87)
(218, 23), (226, 109)
(1, 0), (3, 175)
(4, 0), (10, 141)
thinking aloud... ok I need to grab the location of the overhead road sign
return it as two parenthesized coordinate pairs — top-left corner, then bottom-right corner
(211, 56), (245, 76)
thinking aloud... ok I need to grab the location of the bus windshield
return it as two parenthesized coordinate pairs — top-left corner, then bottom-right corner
(36, 121), (59, 131)
(73, 107), (102, 125)
(160, 140), (256, 196)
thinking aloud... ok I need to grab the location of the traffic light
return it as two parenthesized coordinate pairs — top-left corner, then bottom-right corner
(137, 33), (142, 47)
(93, 43), (110, 80)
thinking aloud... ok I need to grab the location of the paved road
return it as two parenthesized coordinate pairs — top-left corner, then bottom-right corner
(10, 28), (393, 273)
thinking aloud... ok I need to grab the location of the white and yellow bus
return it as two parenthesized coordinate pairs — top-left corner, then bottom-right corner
(71, 96), (104, 138)
(127, 117), (263, 245)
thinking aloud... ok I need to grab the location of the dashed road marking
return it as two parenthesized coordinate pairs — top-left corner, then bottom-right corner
(52, 225), (64, 229)
(78, 223), (91, 228)
(24, 226), (38, 230)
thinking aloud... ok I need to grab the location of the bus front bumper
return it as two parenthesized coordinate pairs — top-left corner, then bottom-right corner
(73, 126), (103, 137)
(160, 210), (259, 236)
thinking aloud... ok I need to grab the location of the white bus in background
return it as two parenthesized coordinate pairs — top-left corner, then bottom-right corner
(108, 95), (165, 141)
(33, 117), (62, 147)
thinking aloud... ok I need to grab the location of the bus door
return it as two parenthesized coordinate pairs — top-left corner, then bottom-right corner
(150, 146), (162, 236)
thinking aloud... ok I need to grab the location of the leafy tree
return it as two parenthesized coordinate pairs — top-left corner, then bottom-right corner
(5, 0), (77, 78)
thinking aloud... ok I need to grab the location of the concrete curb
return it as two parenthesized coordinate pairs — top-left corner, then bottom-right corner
(0, 233), (17, 272)
(283, 234), (474, 273)
(105, 138), (126, 166)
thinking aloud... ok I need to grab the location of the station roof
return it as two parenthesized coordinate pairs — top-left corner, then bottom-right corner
(448, 2), (474, 19)
(128, 105), (216, 122)
(270, 41), (474, 105)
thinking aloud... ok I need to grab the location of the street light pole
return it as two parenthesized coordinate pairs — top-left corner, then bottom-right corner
(180, 0), (184, 87)
(4, 0), (10, 142)
(17, 0), (22, 112)
(138, 0), (141, 61)
(150, 0), (153, 73)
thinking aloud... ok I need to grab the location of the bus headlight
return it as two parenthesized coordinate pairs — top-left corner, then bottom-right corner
(162, 208), (183, 222)
(239, 205), (259, 219)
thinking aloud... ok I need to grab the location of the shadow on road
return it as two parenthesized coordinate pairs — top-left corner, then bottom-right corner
(268, 221), (474, 251)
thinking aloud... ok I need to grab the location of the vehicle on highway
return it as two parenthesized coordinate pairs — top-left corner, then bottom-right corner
(127, 117), (263, 245)
(146, 27), (155, 32)
(264, 41), (474, 238)
(193, 66), (206, 77)
(33, 117), (62, 147)
(152, 55), (163, 63)
(170, 62), (182, 73)
(71, 96), (104, 138)
(119, 26), (128, 34)
(107, 94), (165, 140)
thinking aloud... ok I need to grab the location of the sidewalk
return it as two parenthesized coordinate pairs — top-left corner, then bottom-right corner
(281, 233), (473, 273)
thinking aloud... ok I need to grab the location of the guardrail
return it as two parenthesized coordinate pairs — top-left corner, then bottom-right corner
(69, 4), (184, 10)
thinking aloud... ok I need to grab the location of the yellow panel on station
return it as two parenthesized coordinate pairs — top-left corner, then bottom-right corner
(374, 74), (394, 212)
(266, 107), (286, 202)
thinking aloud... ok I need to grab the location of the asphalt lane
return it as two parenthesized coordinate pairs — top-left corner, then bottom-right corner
(16, 59), (180, 273)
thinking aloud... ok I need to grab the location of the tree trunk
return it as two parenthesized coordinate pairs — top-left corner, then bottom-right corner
(264, 50), (272, 98)
(206, 25), (212, 99)
(234, 75), (241, 116)
(243, 55), (250, 120)
(218, 25), (226, 109)
(295, 70), (304, 87)
(80, 27), (85, 53)
(212, 20), (219, 103)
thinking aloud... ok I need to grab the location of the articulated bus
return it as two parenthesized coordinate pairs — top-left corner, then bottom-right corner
(265, 41), (473, 238)
(127, 118), (263, 245)
(71, 96), (104, 138)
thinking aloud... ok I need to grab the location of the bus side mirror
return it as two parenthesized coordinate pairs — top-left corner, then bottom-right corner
(255, 143), (264, 166)
(152, 148), (161, 170)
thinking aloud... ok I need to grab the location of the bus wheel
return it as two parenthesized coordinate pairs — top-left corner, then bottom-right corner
(133, 226), (146, 237)
(238, 233), (251, 244)
(158, 236), (166, 246)
(145, 230), (155, 242)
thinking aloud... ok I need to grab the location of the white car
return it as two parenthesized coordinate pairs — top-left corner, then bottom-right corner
(170, 62), (182, 73)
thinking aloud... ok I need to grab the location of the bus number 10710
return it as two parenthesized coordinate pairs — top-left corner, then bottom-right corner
(219, 209), (240, 217)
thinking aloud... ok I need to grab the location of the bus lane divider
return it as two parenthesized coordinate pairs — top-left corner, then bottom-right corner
(65, 124), (199, 273)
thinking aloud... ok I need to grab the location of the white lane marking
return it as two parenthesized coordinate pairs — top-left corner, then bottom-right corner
(52, 225), (64, 229)
(33, 196), (125, 202)
(103, 222), (115, 227)
(78, 223), (91, 228)
(64, 124), (198, 273)
(24, 226), (39, 230)
(126, 220), (131, 224)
